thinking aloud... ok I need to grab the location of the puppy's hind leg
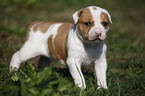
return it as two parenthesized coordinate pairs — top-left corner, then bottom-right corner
(10, 41), (41, 72)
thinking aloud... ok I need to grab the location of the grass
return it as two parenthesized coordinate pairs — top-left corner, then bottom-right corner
(0, 0), (145, 95)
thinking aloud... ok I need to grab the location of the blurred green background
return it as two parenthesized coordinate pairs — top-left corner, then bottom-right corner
(0, 0), (145, 95)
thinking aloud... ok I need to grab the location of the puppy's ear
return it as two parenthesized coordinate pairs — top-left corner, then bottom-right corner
(104, 10), (112, 24)
(72, 9), (83, 24)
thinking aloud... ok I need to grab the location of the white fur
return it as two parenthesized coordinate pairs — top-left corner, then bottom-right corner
(10, 23), (63, 71)
(67, 26), (107, 88)
(10, 6), (112, 89)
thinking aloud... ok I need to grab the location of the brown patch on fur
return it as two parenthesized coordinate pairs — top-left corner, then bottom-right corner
(29, 21), (41, 29)
(101, 12), (109, 29)
(26, 21), (62, 41)
(48, 23), (73, 63)
(77, 8), (94, 38)
(93, 7), (97, 10)
(39, 22), (59, 33)
(33, 23), (40, 32)
(77, 9), (84, 17)
(26, 21), (41, 41)
(33, 21), (60, 33)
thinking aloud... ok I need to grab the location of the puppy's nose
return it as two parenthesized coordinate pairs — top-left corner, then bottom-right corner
(95, 32), (101, 36)
(95, 31), (102, 37)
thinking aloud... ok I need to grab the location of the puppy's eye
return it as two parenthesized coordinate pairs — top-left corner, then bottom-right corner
(84, 22), (91, 26)
(102, 22), (108, 26)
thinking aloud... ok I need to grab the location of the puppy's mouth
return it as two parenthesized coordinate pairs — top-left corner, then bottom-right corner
(87, 35), (104, 42)
(90, 37), (102, 42)
(77, 33), (103, 45)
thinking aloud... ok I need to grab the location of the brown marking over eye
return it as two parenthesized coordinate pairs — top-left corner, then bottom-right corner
(101, 12), (109, 29)
(47, 23), (73, 63)
(77, 8), (94, 38)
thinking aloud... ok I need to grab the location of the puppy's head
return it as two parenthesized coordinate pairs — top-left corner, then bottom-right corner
(73, 6), (112, 45)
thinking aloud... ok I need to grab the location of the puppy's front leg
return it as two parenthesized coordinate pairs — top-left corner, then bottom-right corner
(67, 58), (86, 89)
(94, 58), (107, 89)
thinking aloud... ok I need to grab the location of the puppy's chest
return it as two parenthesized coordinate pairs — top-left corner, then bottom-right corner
(82, 44), (104, 65)
(83, 43), (104, 58)
(71, 42), (105, 65)
(76, 48), (100, 65)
